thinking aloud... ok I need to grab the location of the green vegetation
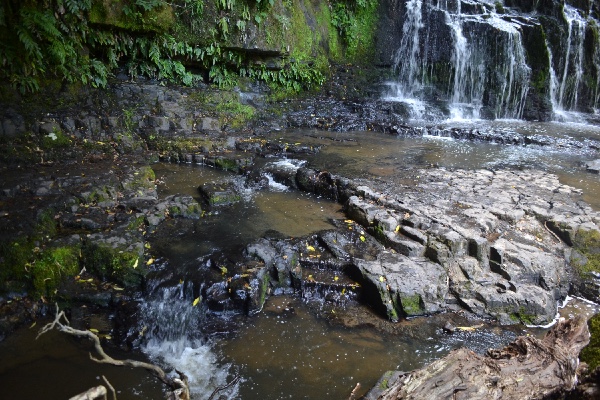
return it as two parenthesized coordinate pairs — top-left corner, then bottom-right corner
(581, 313), (600, 370)
(0, 208), (78, 297)
(0, 0), (378, 95)
(572, 229), (600, 276)
(81, 241), (145, 288)
(399, 293), (423, 316)
(30, 246), (79, 296)
(508, 306), (536, 325)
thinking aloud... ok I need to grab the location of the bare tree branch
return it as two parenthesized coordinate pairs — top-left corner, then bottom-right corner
(68, 386), (107, 400)
(38, 304), (190, 400)
(208, 374), (241, 400)
(102, 376), (117, 400)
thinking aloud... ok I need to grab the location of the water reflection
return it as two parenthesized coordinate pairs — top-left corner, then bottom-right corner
(217, 296), (523, 399)
(270, 128), (600, 209)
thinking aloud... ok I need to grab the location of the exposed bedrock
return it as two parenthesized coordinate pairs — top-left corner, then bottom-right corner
(249, 161), (600, 325)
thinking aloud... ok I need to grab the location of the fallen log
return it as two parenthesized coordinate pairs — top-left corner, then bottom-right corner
(366, 317), (590, 400)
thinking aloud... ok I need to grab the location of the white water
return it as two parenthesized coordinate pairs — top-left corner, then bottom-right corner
(387, 0), (530, 120)
(139, 283), (238, 399)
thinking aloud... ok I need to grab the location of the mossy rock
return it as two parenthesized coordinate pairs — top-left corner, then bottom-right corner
(572, 228), (600, 276)
(581, 313), (600, 370)
(81, 241), (147, 289)
(198, 182), (242, 206)
(89, 0), (175, 33)
(30, 246), (80, 297)
(399, 293), (425, 316)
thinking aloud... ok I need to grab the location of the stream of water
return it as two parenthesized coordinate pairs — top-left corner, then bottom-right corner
(138, 124), (600, 399)
(1, 122), (600, 399)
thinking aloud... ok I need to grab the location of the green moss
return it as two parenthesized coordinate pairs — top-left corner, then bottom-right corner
(81, 242), (146, 289)
(581, 313), (600, 370)
(30, 246), (80, 297)
(399, 293), (423, 316)
(572, 229), (600, 276)
(89, 0), (175, 33)
(209, 193), (242, 205)
(41, 129), (72, 149)
(127, 216), (147, 232)
(214, 157), (238, 172)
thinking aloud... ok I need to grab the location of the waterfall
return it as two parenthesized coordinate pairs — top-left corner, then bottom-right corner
(139, 281), (238, 399)
(553, 5), (586, 112)
(389, 0), (530, 120)
(392, 0), (424, 99)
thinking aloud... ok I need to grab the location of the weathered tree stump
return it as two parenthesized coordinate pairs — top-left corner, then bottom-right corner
(367, 317), (590, 399)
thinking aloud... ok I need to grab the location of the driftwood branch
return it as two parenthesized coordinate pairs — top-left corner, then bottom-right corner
(370, 316), (590, 400)
(69, 385), (107, 400)
(38, 304), (190, 400)
(208, 374), (241, 400)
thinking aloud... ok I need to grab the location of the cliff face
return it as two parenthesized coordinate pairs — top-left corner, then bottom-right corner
(374, 0), (600, 120)
(0, 0), (379, 94)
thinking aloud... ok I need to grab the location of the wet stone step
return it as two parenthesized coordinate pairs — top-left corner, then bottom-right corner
(300, 268), (361, 303)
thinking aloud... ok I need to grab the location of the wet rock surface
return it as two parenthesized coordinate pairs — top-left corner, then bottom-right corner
(365, 317), (590, 400)
(1, 78), (600, 397)
(240, 160), (600, 327)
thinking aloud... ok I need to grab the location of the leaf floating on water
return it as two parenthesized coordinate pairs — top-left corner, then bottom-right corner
(146, 258), (154, 266)
(104, 335), (112, 340)
(89, 328), (99, 333)
(360, 236), (366, 242)
(395, 225), (400, 233)
(220, 266), (228, 275)
(344, 219), (353, 224)
(144, 242), (151, 249)
(341, 288), (346, 295)
(334, 276), (339, 281)
(112, 286), (124, 291)
(132, 258), (139, 269)
(29, 321), (37, 329)
(192, 297), (201, 307)
(379, 276), (385, 282)
(306, 244), (316, 252)
(307, 274), (315, 282)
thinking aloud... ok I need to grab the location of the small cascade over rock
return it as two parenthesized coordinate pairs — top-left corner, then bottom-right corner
(378, 0), (600, 121)
(138, 279), (238, 399)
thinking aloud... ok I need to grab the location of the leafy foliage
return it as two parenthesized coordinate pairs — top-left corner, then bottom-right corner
(0, 0), (337, 94)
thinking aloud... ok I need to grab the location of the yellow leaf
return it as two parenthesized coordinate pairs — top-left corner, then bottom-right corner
(334, 276), (339, 281)
(306, 244), (316, 252)
(341, 288), (346, 295)
(105, 335), (112, 340)
(360, 236), (366, 242)
(86, 278), (94, 282)
(395, 225), (400, 233)
(192, 297), (201, 307)
(29, 321), (37, 329)
(220, 266), (228, 275)
(113, 286), (124, 291)
(379, 276), (385, 282)
(146, 258), (154, 266)
(132, 258), (139, 269)
(344, 220), (353, 224)
(89, 328), (99, 333)
(144, 243), (151, 249)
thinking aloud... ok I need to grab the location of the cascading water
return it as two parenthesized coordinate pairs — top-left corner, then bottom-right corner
(139, 280), (238, 399)
(386, 0), (531, 120)
(548, 5), (587, 118)
(393, 0), (424, 99)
